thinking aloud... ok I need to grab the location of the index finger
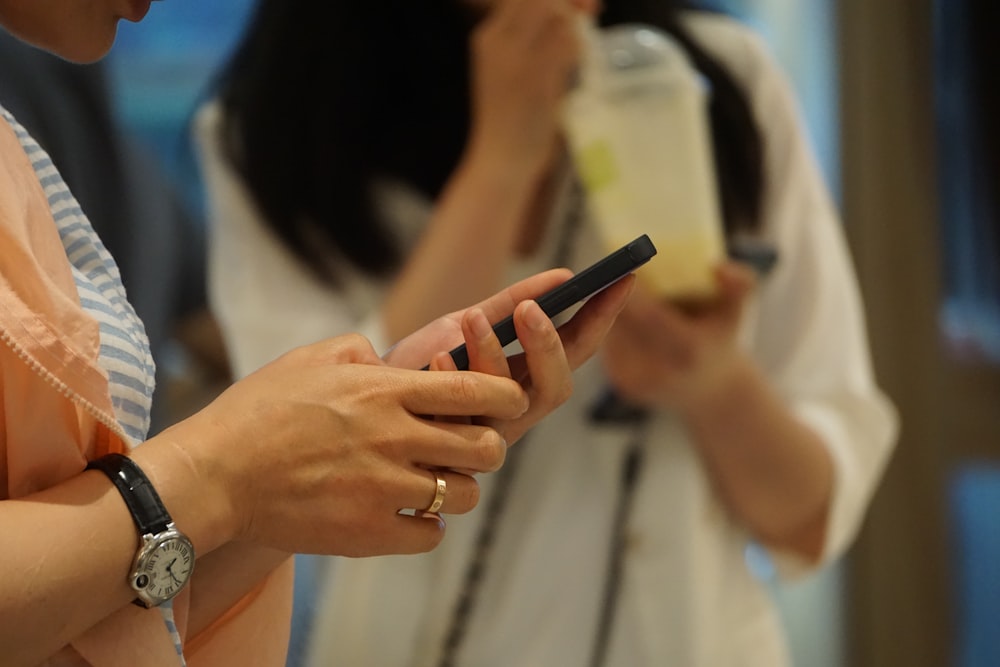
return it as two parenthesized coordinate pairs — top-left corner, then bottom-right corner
(463, 307), (513, 378)
(397, 368), (529, 420)
(473, 268), (573, 324)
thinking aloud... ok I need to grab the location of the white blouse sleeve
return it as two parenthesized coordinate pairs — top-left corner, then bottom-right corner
(691, 16), (899, 574)
(191, 102), (392, 380)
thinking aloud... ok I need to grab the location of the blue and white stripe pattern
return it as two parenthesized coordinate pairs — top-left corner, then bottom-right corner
(1, 107), (155, 444)
(2, 107), (186, 664)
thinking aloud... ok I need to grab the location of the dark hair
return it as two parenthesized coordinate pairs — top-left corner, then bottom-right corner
(967, 0), (1000, 266)
(213, 0), (763, 280)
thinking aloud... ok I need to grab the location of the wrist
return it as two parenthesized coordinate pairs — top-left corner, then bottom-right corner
(675, 353), (762, 426)
(460, 136), (551, 191)
(86, 453), (196, 607)
(133, 417), (242, 556)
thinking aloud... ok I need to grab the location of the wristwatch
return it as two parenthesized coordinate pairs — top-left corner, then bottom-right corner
(87, 453), (195, 608)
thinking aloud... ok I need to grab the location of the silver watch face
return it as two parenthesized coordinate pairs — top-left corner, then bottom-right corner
(131, 527), (195, 606)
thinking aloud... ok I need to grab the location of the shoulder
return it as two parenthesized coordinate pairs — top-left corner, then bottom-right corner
(191, 97), (246, 197)
(192, 98), (224, 153)
(679, 9), (812, 187)
(679, 10), (784, 99)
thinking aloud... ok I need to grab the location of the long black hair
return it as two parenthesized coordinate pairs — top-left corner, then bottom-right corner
(212, 0), (763, 280)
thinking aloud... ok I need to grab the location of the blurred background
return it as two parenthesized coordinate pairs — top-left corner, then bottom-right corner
(13, 0), (997, 664)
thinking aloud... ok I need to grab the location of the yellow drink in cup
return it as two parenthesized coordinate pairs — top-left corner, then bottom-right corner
(564, 22), (726, 300)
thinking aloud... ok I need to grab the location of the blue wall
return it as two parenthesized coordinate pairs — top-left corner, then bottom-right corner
(107, 1), (257, 212)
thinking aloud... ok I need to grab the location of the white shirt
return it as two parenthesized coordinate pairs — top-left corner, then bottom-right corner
(193, 12), (896, 667)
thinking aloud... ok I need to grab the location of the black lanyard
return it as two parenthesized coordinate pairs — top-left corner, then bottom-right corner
(436, 169), (650, 667)
(436, 395), (649, 667)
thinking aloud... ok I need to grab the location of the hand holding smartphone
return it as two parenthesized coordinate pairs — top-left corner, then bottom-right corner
(427, 234), (658, 371)
(425, 232), (777, 371)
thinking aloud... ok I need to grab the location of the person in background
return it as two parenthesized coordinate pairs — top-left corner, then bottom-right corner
(195, 0), (898, 665)
(0, 1), (634, 665)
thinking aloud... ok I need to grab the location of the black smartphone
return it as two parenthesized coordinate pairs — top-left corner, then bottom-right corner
(427, 234), (657, 371)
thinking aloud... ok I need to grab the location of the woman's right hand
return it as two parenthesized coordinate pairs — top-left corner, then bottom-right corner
(383, 0), (599, 336)
(465, 0), (595, 181)
(146, 334), (528, 558)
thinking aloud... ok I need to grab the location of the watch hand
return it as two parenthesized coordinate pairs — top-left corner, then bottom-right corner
(165, 558), (182, 585)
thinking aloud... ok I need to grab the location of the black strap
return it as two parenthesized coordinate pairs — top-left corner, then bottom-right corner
(437, 168), (655, 666)
(588, 431), (646, 667)
(87, 453), (172, 535)
(437, 440), (526, 667)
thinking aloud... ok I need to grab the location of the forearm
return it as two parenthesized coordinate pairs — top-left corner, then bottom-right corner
(129, 418), (294, 636)
(0, 486), (288, 666)
(682, 357), (834, 561)
(0, 423), (242, 664)
(382, 149), (542, 341)
(0, 471), (143, 665)
(186, 543), (291, 638)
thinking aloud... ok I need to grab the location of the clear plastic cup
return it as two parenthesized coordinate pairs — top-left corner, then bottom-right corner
(564, 21), (726, 300)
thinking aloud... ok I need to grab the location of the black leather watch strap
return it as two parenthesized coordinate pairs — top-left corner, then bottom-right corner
(87, 453), (172, 535)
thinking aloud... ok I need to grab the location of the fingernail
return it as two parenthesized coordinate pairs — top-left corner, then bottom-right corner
(421, 512), (446, 527)
(469, 308), (493, 340)
(524, 301), (550, 331)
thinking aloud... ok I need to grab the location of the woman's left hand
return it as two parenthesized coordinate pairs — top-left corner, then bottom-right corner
(601, 262), (757, 416)
(385, 268), (635, 444)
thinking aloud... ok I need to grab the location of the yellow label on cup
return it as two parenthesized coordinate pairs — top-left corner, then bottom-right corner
(576, 139), (620, 193)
